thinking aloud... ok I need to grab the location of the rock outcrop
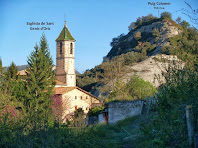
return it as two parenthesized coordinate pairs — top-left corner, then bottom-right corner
(127, 20), (182, 55)
(106, 19), (183, 59)
(121, 54), (184, 87)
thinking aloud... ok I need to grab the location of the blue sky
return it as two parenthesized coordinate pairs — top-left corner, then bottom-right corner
(0, 0), (197, 73)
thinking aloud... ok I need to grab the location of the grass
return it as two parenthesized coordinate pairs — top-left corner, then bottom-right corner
(62, 116), (141, 148)
(76, 114), (152, 148)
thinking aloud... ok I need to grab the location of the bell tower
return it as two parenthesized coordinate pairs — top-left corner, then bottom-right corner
(56, 21), (76, 87)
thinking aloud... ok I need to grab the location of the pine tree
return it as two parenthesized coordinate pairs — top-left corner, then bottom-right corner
(5, 62), (18, 81)
(26, 34), (55, 129)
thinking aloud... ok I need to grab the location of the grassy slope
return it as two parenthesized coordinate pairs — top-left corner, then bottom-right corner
(75, 114), (152, 148)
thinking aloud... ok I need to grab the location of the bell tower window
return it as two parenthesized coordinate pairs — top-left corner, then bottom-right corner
(60, 42), (62, 54)
(70, 43), (73, 54)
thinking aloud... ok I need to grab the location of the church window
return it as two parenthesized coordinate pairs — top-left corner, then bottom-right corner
(75, 96), (77, 99)
(60, 42), (62, 54)
(70, 43), (73, 54)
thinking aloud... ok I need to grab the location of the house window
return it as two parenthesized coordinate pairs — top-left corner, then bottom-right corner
(86, 96), (88, 99)
(60, 42), (62, 54)
(80, 96), (82, 100)
(70, 43), (73, 54)
(75, 96), (77, 99)
(75, 105), (77, 110)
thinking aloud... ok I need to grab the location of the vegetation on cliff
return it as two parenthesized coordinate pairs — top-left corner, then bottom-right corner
(77, 12), (198, 101)
(76, 51), (148, 98)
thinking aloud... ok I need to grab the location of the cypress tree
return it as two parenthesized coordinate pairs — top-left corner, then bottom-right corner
(26, 34), (55, 129)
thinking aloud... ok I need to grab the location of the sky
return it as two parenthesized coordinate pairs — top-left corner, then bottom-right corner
(0, 0), (197, 73)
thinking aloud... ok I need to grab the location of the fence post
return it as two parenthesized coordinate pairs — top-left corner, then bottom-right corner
(186, 105), (195, 147)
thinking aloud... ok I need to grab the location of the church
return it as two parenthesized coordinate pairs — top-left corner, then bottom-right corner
(53, 21), (101, 121)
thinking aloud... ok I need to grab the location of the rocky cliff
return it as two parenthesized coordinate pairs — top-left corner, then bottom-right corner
(121, 54), (184, 87)
(106, 19), (183, 59)
(128, 20), (182, 55)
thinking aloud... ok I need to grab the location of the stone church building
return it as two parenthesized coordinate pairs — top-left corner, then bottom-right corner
(53, 21), (100, 121)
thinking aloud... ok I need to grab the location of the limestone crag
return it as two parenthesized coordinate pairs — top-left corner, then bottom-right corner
(121, 54), (184, 87)
(127, 20), (182, 55)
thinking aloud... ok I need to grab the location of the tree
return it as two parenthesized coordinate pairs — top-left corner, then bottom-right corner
(152, 28), (160, 37)
(128, 14), (157, 32)
(181, 20), (190, 28)
(107, 75), (157, 102)
(141, 67), (198, 147)
(108, 80), (130, 101)
(5, 62), (18, 81)
(136, 17), (142, 26)
(128, 22), (136, 31)
(110, 34), (125, 47)
(176, 17), (182, 24)
(73, 108), (86, 127)
(25, 34), (55, 129)
(161, 11), (172, 19)
(88, 106), (104, 117)
(127, 75), (157, 100)
(51, 95), (71, 124)
(134, 31), (142, 40)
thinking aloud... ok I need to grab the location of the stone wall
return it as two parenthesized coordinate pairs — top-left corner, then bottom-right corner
(108, 100), (144, 124)
(87, 116), (98, 125)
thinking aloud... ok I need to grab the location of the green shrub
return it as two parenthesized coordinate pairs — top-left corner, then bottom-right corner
(161, 46), (169, 54)
(140, 66), (198, 147)
(152, 28), (160, 37)
(107, 75), (157, 102)
(88, 106), (105, 117)
(134, 31), (142, 40)
(160, 11), (172, 20)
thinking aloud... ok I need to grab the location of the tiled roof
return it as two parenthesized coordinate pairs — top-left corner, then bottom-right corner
(53, 86), (100, 100)
(54, 87), (76, 94)
(56, 25), (75, 41)
(75, 87), (98, 99)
